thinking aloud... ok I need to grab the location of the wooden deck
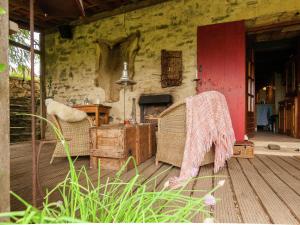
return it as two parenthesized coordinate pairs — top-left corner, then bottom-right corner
(11, 142), (300, 224)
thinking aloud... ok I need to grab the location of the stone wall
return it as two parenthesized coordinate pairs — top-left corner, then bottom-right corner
(10, 78), (40, 142)
(45, 0), (300, 123)
(10, 77), (40, 98)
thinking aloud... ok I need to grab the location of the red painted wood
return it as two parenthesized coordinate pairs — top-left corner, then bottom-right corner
(197, 21), (246, 141)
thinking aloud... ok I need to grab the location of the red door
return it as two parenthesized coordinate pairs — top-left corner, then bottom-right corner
(197, 21), (246, 141)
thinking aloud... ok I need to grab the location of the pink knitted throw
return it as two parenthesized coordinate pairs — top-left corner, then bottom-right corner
(166, 91), (235, 188)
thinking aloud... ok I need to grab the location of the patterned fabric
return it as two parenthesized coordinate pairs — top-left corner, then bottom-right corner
(167, 91), (235, 188)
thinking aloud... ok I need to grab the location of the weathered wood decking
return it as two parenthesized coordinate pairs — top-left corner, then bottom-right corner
(11, 142), (300, 224)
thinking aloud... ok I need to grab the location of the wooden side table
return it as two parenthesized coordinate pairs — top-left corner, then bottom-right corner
(89, 123), (155, 170)
(73, 104), (111, 127)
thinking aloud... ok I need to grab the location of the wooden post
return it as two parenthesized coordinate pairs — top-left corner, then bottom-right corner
(30, 0), (37, 207)
(40, 33), (46, 139)
(0, 0), (10, 213)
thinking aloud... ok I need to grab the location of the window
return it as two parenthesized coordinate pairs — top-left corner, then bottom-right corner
(9, 29), (40, 80)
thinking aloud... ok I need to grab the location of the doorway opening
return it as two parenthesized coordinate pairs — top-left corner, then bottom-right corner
(246, 23), (300, 140)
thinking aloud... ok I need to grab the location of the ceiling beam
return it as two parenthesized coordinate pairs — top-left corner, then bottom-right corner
(254, 39), (295, 52)
(73, 0), (172, 25)
(247, 19), (300, 34)
(45, 0), (173, 34)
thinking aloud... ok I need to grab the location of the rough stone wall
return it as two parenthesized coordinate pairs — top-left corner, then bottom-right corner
(10, 78), (40, 98)
(10, 78), (41, 142)
(45, 0), (300, 123)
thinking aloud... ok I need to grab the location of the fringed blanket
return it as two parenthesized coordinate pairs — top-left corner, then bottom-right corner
(166, 91), (235, 188)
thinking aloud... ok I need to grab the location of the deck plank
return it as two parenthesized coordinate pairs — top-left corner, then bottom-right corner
(12, 158), (88, 193)
(137, 162), (162, 185)
(39, 158), (157, 209)
(280, 156), (300, 171)
(156, 165), (197, 221)
(228, 158), (270, 224)
(10, 141), (300, 224)
(269, 156), (300, 180)
(12, 158), (88, 189)
(238, 158), (298, 224)
(191, 164), (213, 223)
(90, 157), (156, 185)
(144, 165), (172, 192)
(253, 157), (300, 222)
(293, 156), (300, 161)
(258, 155), (300, 195)
(214, 165), (242, 223)
(155, 167), (180, 191)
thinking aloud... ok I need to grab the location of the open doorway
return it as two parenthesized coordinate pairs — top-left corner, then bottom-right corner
(254, 39), (296, 134)
(247, 23), (300, 142)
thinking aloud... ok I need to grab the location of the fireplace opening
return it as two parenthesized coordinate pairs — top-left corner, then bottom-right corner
(139, 94), (173, 129)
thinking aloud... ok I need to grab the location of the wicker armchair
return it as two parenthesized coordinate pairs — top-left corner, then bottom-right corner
(49, 115), (93, 163)
(156, 101), (214, 167)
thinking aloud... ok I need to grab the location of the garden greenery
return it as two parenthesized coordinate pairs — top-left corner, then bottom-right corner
(0, 115), (222, 223)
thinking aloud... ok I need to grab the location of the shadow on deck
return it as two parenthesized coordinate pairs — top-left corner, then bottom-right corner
(10, 142), (300, 224)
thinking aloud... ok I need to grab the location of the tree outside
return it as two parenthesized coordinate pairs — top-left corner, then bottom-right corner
(9, 29), (40, 80)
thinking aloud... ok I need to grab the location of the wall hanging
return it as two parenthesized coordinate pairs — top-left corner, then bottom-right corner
(161, 49), (182, 88)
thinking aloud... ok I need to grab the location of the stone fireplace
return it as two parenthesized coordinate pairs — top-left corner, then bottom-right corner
(138, 94), (173, 128)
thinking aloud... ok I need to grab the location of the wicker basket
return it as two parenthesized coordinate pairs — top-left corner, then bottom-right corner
(156, 101), (214, 167)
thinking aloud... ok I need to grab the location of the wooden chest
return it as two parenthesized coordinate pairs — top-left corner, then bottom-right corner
(89, 124), (155, 170)
(233, 141), (254, 159)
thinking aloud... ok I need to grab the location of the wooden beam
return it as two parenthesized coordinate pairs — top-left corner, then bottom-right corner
(9, 14), (47, 31)
(254, 39), (295, 52)
(247, 19), (300, 34)
(0, 0), (10, 215)
(30, 0), (37, 207)
(74, 0), (173, 25)
(45, 0), (173, 34)
(40, 33), (46, 139)
(9, 39), (41, 54)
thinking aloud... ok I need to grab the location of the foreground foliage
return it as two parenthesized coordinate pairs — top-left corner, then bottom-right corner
(0, 116), (221, 223)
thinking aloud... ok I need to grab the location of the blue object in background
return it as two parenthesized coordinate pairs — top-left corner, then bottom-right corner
(256, 104), (273, 126)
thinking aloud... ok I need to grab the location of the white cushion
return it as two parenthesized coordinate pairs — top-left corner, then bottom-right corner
(45, 98), (87, 122)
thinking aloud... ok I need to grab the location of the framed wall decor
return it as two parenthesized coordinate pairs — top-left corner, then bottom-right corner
(161, 49), (183, 88)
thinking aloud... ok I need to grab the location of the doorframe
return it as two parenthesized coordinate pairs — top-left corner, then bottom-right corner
(245, 38), (256, 138)
(245, 19), (300, 138)
(247, 19), (300, 34)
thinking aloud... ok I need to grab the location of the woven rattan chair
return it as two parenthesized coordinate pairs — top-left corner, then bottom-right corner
(156, 101), (214, 167)
(49, 115), (93, 163)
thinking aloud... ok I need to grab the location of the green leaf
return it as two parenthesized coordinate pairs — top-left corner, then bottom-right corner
(0, 64), (6, 73)
(0, 7), (6, 15)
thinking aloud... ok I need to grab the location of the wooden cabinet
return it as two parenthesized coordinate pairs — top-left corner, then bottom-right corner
(89, 124), (155, 170)
(246, 48), (255, 137)
(278, 97), (299, 138)
(285, 59), (297, 97)
(278, 101), (285, 134)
